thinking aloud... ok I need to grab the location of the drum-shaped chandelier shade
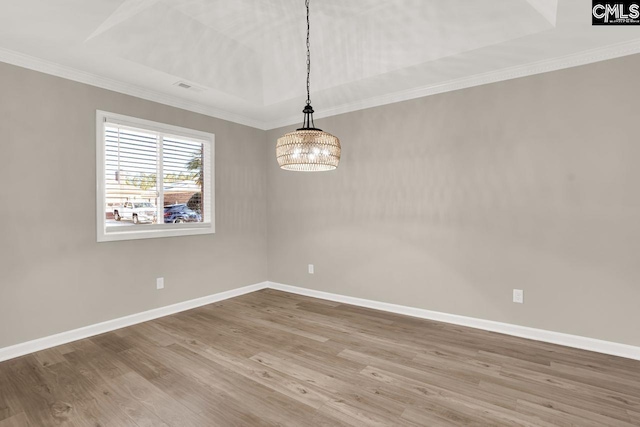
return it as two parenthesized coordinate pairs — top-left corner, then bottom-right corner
(276, 0), (341, 172)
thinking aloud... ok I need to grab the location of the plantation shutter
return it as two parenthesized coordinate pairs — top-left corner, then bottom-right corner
(103, 117), (208, 229)
(162, 134), (207, 218)
(98, 111), (214, 242)
(105, 124), (160, 212)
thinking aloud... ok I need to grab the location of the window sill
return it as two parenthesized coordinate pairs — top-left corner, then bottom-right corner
(98, 223), (214, 242)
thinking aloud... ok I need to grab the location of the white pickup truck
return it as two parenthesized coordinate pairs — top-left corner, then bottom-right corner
(113, 201), (157, 224)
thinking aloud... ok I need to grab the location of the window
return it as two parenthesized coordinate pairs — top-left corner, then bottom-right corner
(96, 111), (214, 242)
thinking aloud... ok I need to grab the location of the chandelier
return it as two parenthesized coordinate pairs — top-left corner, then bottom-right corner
(276, 0), (341, 172)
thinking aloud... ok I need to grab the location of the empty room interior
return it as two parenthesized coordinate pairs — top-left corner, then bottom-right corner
(2, 0), (640, 426)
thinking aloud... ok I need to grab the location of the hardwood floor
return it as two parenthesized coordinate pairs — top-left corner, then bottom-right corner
(1, 289), (640, 426)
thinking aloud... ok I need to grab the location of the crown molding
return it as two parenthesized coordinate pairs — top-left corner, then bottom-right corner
(266, 38), (640, 130)
(3, 39), (640, 133)
(0, 47), (268, 130)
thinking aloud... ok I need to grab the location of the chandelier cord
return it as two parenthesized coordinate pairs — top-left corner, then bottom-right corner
(301, 0), (316, 129)
(306, 0), (311, 106)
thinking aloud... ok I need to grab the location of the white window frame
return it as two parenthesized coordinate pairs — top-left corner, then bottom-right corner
(96, 111), (215, 242)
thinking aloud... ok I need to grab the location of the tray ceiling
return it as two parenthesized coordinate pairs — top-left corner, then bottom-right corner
(0, 0), (638, 129)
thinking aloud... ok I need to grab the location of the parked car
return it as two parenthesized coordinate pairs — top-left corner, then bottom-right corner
(113, 202), (157, 224)
(164, 204), (202, 223)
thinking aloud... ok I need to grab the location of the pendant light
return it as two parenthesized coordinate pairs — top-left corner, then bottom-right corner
(276, 0), (341, 172)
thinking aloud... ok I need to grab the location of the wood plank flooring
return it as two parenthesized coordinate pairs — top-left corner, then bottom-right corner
(1, 289), (640, 426)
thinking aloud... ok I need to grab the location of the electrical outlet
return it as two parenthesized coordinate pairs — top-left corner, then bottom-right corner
(157, 277), (164, 290)
(308, 264), (314, 274)
(513, 289), (524, 304)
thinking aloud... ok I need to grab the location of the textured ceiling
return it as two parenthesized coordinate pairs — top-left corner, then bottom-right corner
(87, 0), (556, 105)
(0, 0), (639, 129)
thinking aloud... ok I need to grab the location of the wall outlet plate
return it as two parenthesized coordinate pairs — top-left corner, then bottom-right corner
(308, 264), (314, 274)
(513, 289), (524, 304)
(157, 277), (164, 290)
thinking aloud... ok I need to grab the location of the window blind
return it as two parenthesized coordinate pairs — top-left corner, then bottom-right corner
(103, 122), (208, 227)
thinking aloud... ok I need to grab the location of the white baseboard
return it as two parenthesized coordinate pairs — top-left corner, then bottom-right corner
(3, 280), (639, 363)
(0, 281), (269, 363)
(267, 282), (640, 361)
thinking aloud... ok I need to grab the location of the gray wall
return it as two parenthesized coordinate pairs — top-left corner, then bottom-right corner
(0, 62), (268, 349)
(2, 53), (639, 350)
(267, 54), (640, 347)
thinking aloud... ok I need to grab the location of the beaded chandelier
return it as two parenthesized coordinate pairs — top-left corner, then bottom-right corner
(276, 0), (341, 172)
